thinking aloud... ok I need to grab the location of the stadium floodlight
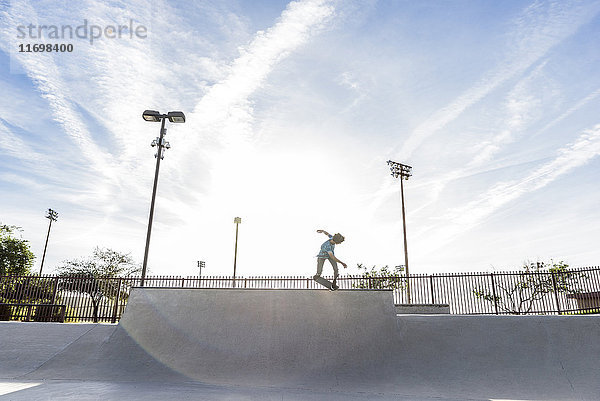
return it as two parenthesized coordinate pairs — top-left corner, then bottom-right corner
(387, 160), (413, 303)
(140, 110), (186, 286)
(39, 208), (59, 276)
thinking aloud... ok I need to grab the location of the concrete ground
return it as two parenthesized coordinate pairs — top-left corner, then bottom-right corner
(0, 379), (487, 401)
(1, 288), (598, 400)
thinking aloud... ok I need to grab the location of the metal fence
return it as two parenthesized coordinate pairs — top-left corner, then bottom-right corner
(1, 266), (599, 322)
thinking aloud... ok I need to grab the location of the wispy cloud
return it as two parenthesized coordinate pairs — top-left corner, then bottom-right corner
(0, 120), (46, 165)
(421, 124), (600, 249)
(0, 1), (116, 180)
(170, 0), (336, 203)
(370, 0), (600, 227)
(536, 87), (600, 136)
(396, 0), (600, 159)
(187, 0), (335, 143)
(0, 0), (335, 217)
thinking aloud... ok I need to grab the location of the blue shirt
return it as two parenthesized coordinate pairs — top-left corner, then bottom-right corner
(317, 236), (335, 259)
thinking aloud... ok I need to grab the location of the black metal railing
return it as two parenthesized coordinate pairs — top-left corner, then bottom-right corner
(1, 266), (598, 322)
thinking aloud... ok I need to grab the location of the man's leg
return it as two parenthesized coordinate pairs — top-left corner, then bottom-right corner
(329, 258), (339, 285)
(315, 258), (325, 278)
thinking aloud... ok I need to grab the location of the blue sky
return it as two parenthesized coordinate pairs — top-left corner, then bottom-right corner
(1, 0), (599, 278)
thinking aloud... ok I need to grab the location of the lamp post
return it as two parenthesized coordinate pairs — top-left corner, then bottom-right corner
(39, 208), (58, 276)
(387, 160), (412, 303)
(233, 217), (241, 288)
(140, 110), (186, 286)
(197, 260), (205, 277)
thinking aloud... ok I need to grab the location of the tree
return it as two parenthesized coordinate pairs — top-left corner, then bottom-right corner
(473, 260), (586, 314)
(56, 247), (141, 322)
(0, 224), (37, 320)
(353, 263), (406, 290)
(0, 224), (35, 276)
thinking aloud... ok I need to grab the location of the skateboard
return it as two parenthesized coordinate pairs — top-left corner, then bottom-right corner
(313, 275), (339, 291)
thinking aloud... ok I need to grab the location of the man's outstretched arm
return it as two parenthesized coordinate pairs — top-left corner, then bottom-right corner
(316, 229), (331, 237)
(327, 251), (347, 268)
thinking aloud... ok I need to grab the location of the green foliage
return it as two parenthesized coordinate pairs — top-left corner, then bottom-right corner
(0, 225), (43, 316)
(473, 260), (587, 315)
(1, 276), (55, 303)
(56, 247), (140, 322)
(353, 263), (406, 290)
(547, 261), (587, 294)
(0, 224), (35, 276)
(57, 247), (141, 278)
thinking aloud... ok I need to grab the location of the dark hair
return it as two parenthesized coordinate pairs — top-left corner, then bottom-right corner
(332, 233), (345, 243)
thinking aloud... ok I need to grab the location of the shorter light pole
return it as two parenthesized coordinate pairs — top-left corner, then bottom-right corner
(232, 217), (241, 288)
(39, 208), (58, 276)
(197, 260), (205, 277)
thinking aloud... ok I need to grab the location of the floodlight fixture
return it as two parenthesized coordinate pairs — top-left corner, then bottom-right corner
(142, 110), (162, 122)
(387, 160), (412, 179)
(167, 111), (186, 123)
(46, 208), (59, 222)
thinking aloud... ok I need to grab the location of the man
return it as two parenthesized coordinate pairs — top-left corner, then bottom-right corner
(314, 229), (347, 289)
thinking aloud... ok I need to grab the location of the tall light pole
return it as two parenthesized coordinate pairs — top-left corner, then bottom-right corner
(39, 208), (58, 276)
(233, 217), (241, 288)
(140, 110), (186, 286)
(387, 160), (413, 303)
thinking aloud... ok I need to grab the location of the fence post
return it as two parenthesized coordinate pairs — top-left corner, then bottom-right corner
(490, 273), (499, 315)
(429, 275), (435, 304)
(111, 278), (122, 324)
(551, 272), (562, 315)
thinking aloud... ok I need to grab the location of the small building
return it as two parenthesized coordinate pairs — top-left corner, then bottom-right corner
(566, 291), (600, 310)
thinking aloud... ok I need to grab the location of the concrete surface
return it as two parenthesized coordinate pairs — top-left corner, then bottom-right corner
(1, 287), (599, 400)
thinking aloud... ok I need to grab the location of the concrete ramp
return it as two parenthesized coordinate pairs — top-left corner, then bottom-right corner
(117, 288), (398, 387)
(13, 288), (399, 389)
(1, 287), (599, 400)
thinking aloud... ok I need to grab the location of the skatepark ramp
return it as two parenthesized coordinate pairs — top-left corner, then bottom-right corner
(1, 287), (599, 400)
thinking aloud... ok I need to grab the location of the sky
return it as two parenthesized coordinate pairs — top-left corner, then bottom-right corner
(1, 0), (599, 278)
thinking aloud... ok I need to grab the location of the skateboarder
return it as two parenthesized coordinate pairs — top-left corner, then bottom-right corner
(314, 229), (347, 289)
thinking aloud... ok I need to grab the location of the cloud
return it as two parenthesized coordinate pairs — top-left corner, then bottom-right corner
(424, 124), (600, 249)
(467, 60), (548, 168)
(168, 0), (336, 204)
(0, 120), (46, 165)
(0, 1), (116, 180)
(536, 87), (600, 136)
(395, 0), (600, 159)
(370, 1), (600, 225)
(0, 0), (336, 220)
(187, 0), (335, 143)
